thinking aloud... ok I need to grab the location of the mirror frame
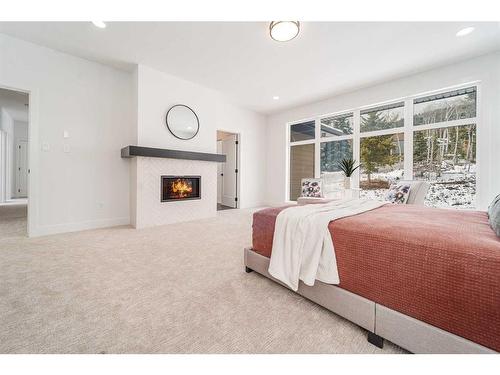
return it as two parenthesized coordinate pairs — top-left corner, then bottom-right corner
(165, 104), (200, 140)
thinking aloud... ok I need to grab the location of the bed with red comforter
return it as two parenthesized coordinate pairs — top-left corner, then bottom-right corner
(252, 204), (500, 352)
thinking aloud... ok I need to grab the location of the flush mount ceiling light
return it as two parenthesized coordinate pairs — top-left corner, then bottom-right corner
(456, 26), (474, 37)
(269, 21), (300, 42)
(273, 96), (280, 100)
(91, 21), (107, 29)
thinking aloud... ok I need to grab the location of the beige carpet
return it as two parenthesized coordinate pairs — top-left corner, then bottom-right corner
(0, 207), (405, 354)
(0, 203), (27, 240)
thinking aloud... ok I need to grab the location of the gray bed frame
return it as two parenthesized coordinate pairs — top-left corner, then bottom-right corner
(244, 247), (496, 354)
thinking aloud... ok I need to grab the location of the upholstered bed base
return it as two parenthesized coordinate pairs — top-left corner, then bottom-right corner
(244, 247), (496, 354)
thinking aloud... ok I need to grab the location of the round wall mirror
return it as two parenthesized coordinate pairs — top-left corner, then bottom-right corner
(166, 104), (200, 140)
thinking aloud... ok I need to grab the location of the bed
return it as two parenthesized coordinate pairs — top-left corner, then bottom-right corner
(244, 203), (500, 353)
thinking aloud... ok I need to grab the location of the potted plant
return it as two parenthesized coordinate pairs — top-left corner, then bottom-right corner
(337, 158), (360, 189)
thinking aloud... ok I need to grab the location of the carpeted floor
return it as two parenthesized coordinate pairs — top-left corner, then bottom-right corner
(217, 203), (235, 211)
(0, 203), (27, 239)
(0, 206), (405, 354)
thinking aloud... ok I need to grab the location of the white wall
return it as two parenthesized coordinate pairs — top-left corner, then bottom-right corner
(136, 65), (267, 209)
(0, 34), (135, 236)
(265, 52), (500, 210)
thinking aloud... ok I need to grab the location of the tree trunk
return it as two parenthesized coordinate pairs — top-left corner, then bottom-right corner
(426, 130), (431, 163)
(465, 126), (472, 172)
(452, 126), (459, 165)
(395, 133), (403, 165)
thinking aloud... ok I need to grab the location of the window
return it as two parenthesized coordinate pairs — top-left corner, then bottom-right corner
(413, 125), (476, 208)
(360, 133), (404, 200)
(358, 101), (406, 200)
(287, 84), (479, 208)
(360, 102), (404, 132)
(413, 90), (477, 208)
(321, 113), (353, 137)
(289, 143), (315, 201)
(414, 87), (476, 126)
(320, 112), (354, 175)
(412, 87), (477, 208)
(321, 139), (353, 173)
(290, 120), (315, 142)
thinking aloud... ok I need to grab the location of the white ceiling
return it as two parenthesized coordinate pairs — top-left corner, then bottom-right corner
(0, 88), (29, 122)
(1, 22), (499, 114)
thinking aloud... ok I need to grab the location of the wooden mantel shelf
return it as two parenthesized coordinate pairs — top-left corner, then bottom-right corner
(121, 146), (226, 163)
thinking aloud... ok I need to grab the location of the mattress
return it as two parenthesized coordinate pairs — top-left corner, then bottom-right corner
(252, 204), (500, 352)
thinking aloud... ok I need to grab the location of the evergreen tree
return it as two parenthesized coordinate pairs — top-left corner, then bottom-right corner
(360, 135), (396, 183)
(360, 111), (384, 132)
(333, 116), (352, 135)
(321, 115), (352, 137)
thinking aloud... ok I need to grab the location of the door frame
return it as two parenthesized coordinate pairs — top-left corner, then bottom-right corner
(216, 130), (241, 209)
(0, 83), (38, 237)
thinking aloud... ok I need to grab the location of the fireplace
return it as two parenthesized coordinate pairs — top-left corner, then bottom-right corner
(161, 176), (201, 202)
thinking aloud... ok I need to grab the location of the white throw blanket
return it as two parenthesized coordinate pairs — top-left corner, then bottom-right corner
(268, 198), (387, 291)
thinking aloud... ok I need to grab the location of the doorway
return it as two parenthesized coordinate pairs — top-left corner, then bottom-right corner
(216, 130), (239, 211)
(0, 88), (29, 238)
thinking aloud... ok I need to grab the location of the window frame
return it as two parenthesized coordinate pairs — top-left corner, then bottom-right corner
(285, 81), (481, 205)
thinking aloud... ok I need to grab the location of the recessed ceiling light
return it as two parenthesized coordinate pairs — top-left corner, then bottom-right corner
(269, 21), (300, 42)
(456, 26), (474, 37)
(92, 21), (106, 29)
(273, 96), (280, 100)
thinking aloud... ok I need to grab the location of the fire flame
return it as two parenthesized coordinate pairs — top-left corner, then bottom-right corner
(171, 179), (193, 198)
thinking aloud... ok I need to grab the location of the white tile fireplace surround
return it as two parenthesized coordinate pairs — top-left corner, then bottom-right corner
(124, 147), (224, 229)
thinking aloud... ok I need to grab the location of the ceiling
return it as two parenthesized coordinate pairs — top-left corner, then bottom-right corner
(0, 88), (29, 122)
(1, 22), (499, 114)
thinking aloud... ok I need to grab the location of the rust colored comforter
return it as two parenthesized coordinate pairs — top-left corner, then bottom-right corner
(252, 204), (500, 352)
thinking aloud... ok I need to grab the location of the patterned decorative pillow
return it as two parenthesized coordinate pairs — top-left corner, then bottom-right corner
(301, 178), (323, 198)
(385, 183), (411, 204)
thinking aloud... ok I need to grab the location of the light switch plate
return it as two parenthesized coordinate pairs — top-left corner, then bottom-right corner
(63, 144), (70, 153)
(42, 143), (50, 151)
(63, 131), (69, 138)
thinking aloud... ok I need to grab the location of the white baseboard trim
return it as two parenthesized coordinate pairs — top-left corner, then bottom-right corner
(30, 217), (130, 237)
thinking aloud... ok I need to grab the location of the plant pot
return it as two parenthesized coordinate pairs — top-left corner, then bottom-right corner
(343, 177), (351, 189)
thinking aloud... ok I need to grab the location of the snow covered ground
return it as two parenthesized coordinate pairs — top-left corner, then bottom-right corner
(359, 165), (476, 209)
(424, 176), (476, 209)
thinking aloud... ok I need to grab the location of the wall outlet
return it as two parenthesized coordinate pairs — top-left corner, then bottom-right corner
(42, 143), (50, 151)
(63, 144), (70, 153)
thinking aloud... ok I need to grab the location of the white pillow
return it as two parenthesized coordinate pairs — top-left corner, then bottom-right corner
(321, 172), (344, 198)
(399, 180), (429, 205)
